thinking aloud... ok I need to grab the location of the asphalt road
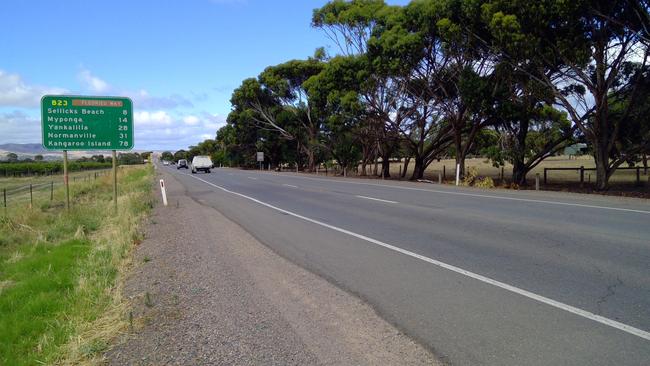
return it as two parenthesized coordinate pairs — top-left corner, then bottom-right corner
(164, 165), (650, 366)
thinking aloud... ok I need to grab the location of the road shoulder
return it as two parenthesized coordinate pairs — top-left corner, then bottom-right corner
(105, 168), (440, 365)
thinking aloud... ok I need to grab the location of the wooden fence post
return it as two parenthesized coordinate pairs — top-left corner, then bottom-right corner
(544, 168), (548, 184)
(580, 166), (585, 187)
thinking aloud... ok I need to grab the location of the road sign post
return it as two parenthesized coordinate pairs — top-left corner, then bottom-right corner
(63, 150), (70, 211)
(41, 95), (134, 211)
(257, 152), (264, 171)
(112, 150), (118, 213)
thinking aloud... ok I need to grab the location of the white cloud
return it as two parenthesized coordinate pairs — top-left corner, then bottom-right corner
(0, 110), (41, 144)
(76, 68), (193, 109)
(0, 70), (67, 108)
(134, 110), (173, 126)
(0, 109), (225, 151)
(77, 68), (109, 93)
(128, 89), (193, 110)
(201, 112), (227, 130)
(183, 115), (200, 126)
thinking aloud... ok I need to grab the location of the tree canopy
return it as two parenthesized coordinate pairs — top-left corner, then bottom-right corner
(184, 0), (649, 189)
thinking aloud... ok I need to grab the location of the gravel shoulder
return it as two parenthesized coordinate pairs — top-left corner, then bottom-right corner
(105, 168), (440, 365)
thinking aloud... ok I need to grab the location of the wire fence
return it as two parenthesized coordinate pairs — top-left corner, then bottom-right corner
(1, 170), (112, 211)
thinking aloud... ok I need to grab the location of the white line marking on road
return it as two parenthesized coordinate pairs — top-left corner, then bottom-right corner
(356, 195), (397, 204)
(252, 173), (650, 215)
(185, 173), (650, 341)
(247, 177), (257, 180)
(283, 184), (298, 188)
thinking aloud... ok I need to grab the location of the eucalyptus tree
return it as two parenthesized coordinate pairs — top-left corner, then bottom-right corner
(483, 0), (649, 189)
(368, 0), (464, 180)
(313, 0), (406, 178)
(229, 56), (325, 171)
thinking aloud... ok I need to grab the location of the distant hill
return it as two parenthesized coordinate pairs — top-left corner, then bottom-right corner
(0, 143), (47, 154)
(0, 143), (148, 162)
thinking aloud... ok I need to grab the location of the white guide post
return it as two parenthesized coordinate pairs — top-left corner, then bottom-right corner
(159, 179), (168, 206)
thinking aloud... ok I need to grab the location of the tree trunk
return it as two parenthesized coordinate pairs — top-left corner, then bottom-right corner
(401, 157), (410, 178)
(381, 158), (391, 178)
(305, 148), (315, 173)
(594, 144), (609, 191)
(643, 153), (648, 175)
(373, 152), (379, 176)
(512, 158), (527, 186)
(410, 156), (425, 180)
(511, 118), (529, 186)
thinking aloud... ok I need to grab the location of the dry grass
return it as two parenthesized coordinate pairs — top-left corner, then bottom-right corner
(382, 155), (648, 185)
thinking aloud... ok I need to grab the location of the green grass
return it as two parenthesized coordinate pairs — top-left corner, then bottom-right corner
(0, 165), (154, 365)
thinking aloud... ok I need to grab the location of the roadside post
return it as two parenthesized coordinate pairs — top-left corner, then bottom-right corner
(256, 152), (264, 171)
(535, 173), (540, 191)
(438, 172), (442, 184)
(3, 188), (6, 216)
(159, 179), (168, 206)
(455, 164), (460, 186)
(112, 150), (118, 213)
(63, 150), (70, 211)
(41, 95), (134, 212)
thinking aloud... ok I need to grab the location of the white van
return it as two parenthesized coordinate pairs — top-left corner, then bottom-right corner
(191, 155), (213, 174)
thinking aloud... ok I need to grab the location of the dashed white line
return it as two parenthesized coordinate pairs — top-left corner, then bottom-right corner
(283, 184), (298, 188)
(256, 173), (650, 215)
(356, 195), (397, 204)
(185, 173), (650, 341)
(247, 177), (258, 180)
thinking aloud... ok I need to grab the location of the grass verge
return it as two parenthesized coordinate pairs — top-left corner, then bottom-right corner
(0, 165), (154, 365)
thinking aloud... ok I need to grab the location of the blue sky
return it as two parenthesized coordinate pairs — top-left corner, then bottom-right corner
(0, 0), (407, 151)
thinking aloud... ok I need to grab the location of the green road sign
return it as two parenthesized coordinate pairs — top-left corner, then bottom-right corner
(41, 95), (134, 150)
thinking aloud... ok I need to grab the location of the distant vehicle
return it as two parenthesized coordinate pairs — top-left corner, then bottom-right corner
(177, 159), (188, 169)
(191, 155), (213, 174)
(163, 160), (169, 166)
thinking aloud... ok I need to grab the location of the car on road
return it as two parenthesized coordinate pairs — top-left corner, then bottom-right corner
(177, 159), (188, 169)
(163, 160), (169, 166)
(191, 155), (213, 174)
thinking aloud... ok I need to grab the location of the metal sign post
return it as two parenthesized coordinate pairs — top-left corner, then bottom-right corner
(112, 150), (118, 213)
(41, 95), (134, 211)
(63, 150), (70, 211)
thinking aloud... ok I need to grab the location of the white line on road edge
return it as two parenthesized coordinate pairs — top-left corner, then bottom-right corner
(257, 173), (650, 215)
(186, 173), (650, 341)
(356, 195), (398, 204)
(283, 184), (298, 188)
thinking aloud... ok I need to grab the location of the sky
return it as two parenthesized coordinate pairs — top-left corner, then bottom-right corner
(0, 0), (408, 151)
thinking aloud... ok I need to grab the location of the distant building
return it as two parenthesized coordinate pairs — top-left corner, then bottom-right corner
(564, 143), (588, 157)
